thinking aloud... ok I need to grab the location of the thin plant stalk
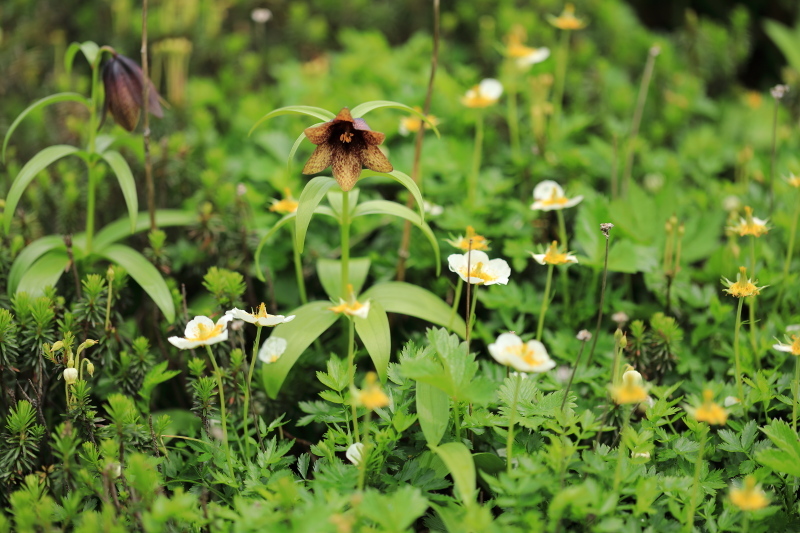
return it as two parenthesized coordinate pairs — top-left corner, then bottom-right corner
(506, 373), (522, 474)
(347, 318), (360, 443)
(748, 236), (759, 369)
(340, 189), (350, 298)
(506, 74), (521, 159)
(357, 411), (372, 491)
(561, 335), (589, 411)
(467, 110), (484, 207)
(621, 46), (659, 198)
(613, 406), (631, 492)
(556, 210), (571, 312)
(794, 355), (800, 433)
(610, 133), (619, 199)
(84, 58), (101, 254)
(549, 29), (570, 141)
(104, 267), (114, 331)
(685, 424), (708, 532)
(586, 224), (613, 366)
(142, 0), (156, 232)
(204, 345), (234, 477)
(537, 263), (554, 341)
(778, 194), (800, 309)
(242, 325), (263, 459)
(448, 278), (463, 332)
(290, 225), (308, 305)
(769, 95), (779, 212)
(733, 297), (745, 403)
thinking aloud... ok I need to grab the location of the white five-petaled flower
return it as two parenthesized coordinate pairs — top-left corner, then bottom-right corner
(773, 335), (800, 356)
(448, 250), (511, 286)
(530, 180), (583, 211)
(258, 336), (288, 364)
(168, 315), (233, 350)
(530, 241), (579, 266)
(488, 332), (555, 373)
(346, 442), (365, 465)
(462, 78), (504, 108)
(226, 303), (295, 327)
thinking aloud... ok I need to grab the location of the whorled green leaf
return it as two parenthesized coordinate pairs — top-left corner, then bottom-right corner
(354, 299), (391, 382)
(352, 199), (440, 275)
(416, 382), (450, 447)
(430, 442), (476, 505)
(249, 105), (335, 136)
(2, 93), (89, 163)
(7, 236), (66, 297)
(93, 210), (197, 252)
(317, 257), (371, 301)
(3, 145), (83, 234)
(295, 176), (338, 253)
(326, 189), (359, 218)
(261, 301), (339, 399)
(360, 169), (425, 223)
(349, 100), (440, 138)
(97, 244), (176, 323)
(16, 250), (70, 297)
(361, 282), (466, 338)
(100, 150), (138, 234)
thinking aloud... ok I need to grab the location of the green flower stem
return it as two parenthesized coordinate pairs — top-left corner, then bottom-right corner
(561, 335), (588, 411)
(613, 406), (631, 492)
(357, 411), (372, 491)
(742, 514), (750, 533)
(749, 237), (759, 369)
(506, 72), (521, 159)
(290, 225), (308, 305)
(794, 355), (800, 433)
(733, 297), (746, 404)
(685, 424), (708, 532)
(537, 264), (554, 341)
(448, 278), (463, 332)
(205, 345), (234, 478)
(347, 317), (360, 443)
(556, 209), (571, 314)
(467, 110), (484, 207)
(242, 325), (263, 459)
(586, 227), (612, 367)
(340, 189), (351, 299)
(84, 55), (101, 255)
(769, 96), (779, 212)
(453, 399), (462, 442)
(104, 270), (114, 330)
(550, 29), (570, 141)
(779, 194), (800, 310)
(506, 373), (522, 474)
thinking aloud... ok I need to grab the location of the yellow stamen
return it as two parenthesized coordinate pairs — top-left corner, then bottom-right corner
(340, 132), (354, 143)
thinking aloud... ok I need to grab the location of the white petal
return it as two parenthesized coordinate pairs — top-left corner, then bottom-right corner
(564, 195), (584, 208)
(168, 336), (202, 350)
(484, 258), (511, 285)
(479, 78), (503, 100)
(531, 253), (547, 265)
(351, 301), (371, 319)
(517, 47), (550, 67)
(774, 343), (793, 353)
(532, 180), (563, 201)
(565, 254), (579, 264)
(184, 316), (215, 338)
(346, 442), (365, 465)
(225, 308), (255, 323)
(259, 336), (288, 363)
(488, 333), (522, 365)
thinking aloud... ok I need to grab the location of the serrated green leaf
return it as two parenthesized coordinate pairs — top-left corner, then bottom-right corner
(93, 210), (197, 251)
(352, 199), (440, 274)
(16, 250), (69, 296)
(431, 442), (475, 505)
(7, 236), (66, 296)
(97, 244), (175, 322)
(361, 282), (466, 338)
(100, 150), (138, 234)
(317, 257), (371, 301)
(756, 419), (800, 476)
(360, 485), (430, 533)
(354, 300), (391, 382)
(349, 100), (440, 139)
(139, 361), (180, 408)
(3, 93), (89, 163)
(416, 382), (449, 447)
(261, 301), (339, 399)
(295, 176), (338, 253)
(4, 145), (83, 233)
(249, 105), (335, 136)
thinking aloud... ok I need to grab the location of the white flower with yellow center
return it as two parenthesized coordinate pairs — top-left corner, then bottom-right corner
(531, 241), (578, 266)
(488, 332), (555, 373)
(226, 303), (295, 327)
(258, 336), (288, 364)
(774, 335), (800, 356)
(168, 315), (233, 350)
(329, 298), (370, 319)
(448, 250), (511, 286)
(462, 79), (504, 108)
(530, 180), (583, 211)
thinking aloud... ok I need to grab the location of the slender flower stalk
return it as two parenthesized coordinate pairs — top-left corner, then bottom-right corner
(141, 0), (156, 232)
(462, 79), (502, 206)
(613, 405), (632, 492)
(506, 373), (522, 474)
(537, 263), (554, 341)
(556, 209), (571, 312)
(685, 423), (708, 530)
(341, 190), (350, 298)
(779, 177), (800, 309)
(773, 336), (800, 431)
(241, 325), (263, 458)
(550, 28), (570, 141)
(205, 345), (234, 477)
(347, 318), (359, 443)
(562, 330), (591, 411)
(531, 241), (578, 340)
(468, 110), (484, 207)
(768, 84), (788, 211)
(587, 223), (614, 366)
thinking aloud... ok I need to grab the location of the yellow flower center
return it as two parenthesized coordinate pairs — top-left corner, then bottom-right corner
(508, 42), (537, 59)
(730, 476), (769, 511)
(787, 175), (800, 188)
(401, 116), (422, 133)
(734, 206), (768, 237)
(454, 226), (490, 251)
(463, 262), (493, 283)
(340, 131), (354, 143)
(790, 335), (800, 356)
(541, 188), (569, 206)
(270, 198), (298, 214)
(187, 322), (224, 342)
(542, 241), (571, 265)
(463, 88), (496, 108)
(694, 390), (727, 425)
(509, 343), (544, 367)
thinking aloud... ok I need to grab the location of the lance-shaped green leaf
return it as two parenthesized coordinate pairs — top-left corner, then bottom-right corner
(261, 301), (339, 399)
(352, 199), (440, 275)
(360, 169), (425, 222)
(350, 100), (440, 138)
(326, 189), (360, 218)
(430, 442), (476, 505)
(317, 258), (371, 301)
(362, 282), (466, 339)
(416, 382), (450, 447)
(100, 150), (138, 234)
(65, 40), (100, 74)
(4, 145), (83, 233)
(16, 250), (70, 296)
(93, 210), (197, 251)
(354, 299), (391, 382)
(295, 176), (338, 253)
(3, 93), (89, 162)
(249, 105), (336, 136)
(97, 244), (175, 322)
(7, 236), (66, 296)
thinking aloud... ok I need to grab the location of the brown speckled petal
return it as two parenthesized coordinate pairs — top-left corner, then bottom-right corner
(304, 122), (333, 145)
(302, 143), (333, 175)
(334, 107), (354, 123)
(361, 130), (385, 145)
(331, 145), (362, 191)
(359, 145), (393, 173)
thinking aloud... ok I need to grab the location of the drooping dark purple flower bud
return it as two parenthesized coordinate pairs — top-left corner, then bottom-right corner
(101, 53), (163, 132)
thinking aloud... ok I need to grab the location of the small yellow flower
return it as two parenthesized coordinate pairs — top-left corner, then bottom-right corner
(730, 476), (769, 511)
(743, 91), (762, 110)
(688, 390), (728, 426)
(462, 79), (503, 108)
(530, 241), (578, 266)
(774, 335), (800, 356)
(504, 26), (550, 68)
(785, 173), (800, 188)
(610, 368), (649, 405)
(269, 188), (299, 214)
(226, 303), (295, 327)
(722, 266), (767, 298)
(728, 206), (769, 237)
(357, 372), (390, 410)
(447, 226), (490, 251)
(329, 285), (370, 319)
(398, 106), (439, 136)
(547, 3), (588, 31)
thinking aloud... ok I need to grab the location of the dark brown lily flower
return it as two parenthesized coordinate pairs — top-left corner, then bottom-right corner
(302, 107), (392, 191)
(101, 53), (163, 132)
